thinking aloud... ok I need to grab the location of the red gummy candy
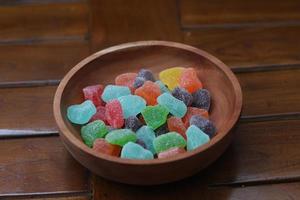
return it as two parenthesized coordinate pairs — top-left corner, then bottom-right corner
(83, 84), (104, 106)
(105, 99), (124, 128)
(182, 107), (209, 128)
(93, 138), (121, 157)
(134, 81), (161, 105)
(115, 73), (137, 93)
(167, 117), (187, 139)
(158, 147), (186, 159)
(90, 106), (107, 123)
(179, 68), (202, 93)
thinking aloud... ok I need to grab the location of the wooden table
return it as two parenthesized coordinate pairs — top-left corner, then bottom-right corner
(1, 1), (300, 199)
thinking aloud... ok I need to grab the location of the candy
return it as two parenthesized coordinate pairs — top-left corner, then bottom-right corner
(186, 125), (210, 151)
(158, 147), (186, 159)
(81, 120), (108, 147)
(90, 106), (107, 123)
(157, 93), (187, 118)
(137, 69), (155, 82)
(125, 116), (143, 132)
(192, 89), (211, 111)
(105, 129), (137, 146)
(153, 132), (186, 154)
(115, 72), (137, 92)
(167, 117), (186, 139)
(101, 85), (131, 103)
(155, 123), (169, 137)
(159, 67), (184, 90)
(105, 99), (124, 128)
(118, 95), (146, 118)
(141, 105), (169, 130)
(106, 125), (117, 132)
(83, 84), (104, 107)
(67, 100), (96, 124)
(155, 80), (170, 94)
(189, 115), (216, 138)
(136, 126), (156, 154)
(121, 142), (154, 160)
(182, 107), (209, 128)
(93, 138), (121, 156)
(179, 68), (202, 93)
(134, 81), (161, 105)
(136, 139), (147, 149)
(171, 87), (193, 106)
(133, 77), (145, 88)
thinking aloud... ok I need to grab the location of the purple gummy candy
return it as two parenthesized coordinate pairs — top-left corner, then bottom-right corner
(125, 116), (143, 132)
(136, 139), (147, 149)
(172, 87), (193, 106)
(137, 69), (155, 82)
(155, 123), (169, 137)
(192, 89), (211, 111)
(189, 115), (216, 138)
(133, 77), (146, 88)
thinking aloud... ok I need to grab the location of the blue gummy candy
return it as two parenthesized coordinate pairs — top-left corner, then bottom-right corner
(186, 125), (210, 151)
(118, 95), (146, 118)
(136, 126), (156, 154)
(67, 100), (96, 124)
(155, 80), (170, 94)
(101, 85), (131, 103)
(121, 142), (154, 160)
(157, 93), (187, 117)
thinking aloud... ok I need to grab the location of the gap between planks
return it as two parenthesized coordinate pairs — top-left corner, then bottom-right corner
(0, 190), (91, 199)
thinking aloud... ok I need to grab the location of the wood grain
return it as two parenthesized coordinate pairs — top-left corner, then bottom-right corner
(180, 0), (300, 27)
(0, 136), (89, 195)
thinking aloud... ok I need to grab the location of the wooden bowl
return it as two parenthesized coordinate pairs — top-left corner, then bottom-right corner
(53, 41), (242, 185)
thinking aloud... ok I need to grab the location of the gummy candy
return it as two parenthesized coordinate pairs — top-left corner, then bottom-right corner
(93, 138), (121, 156)
(133, 77), (145, 88)
(67, 100), (96, 125)
(125, 116), (143, 132)
(159, 67), (184, 90)
(157, 93), (187, 118)
(101, 85), (131, 103)
(153, 132), (186, 154)
(171, 87), (193, 106)
(105, 99), (124, 128)
(158, 147), (186, 159)
(115, 72), (137, 92)
(136, 126), (156, 154)
(136, 139), (147, 149)
(83, 84), (104, 107)
(90, 106), (107, 123)
(186, 125), (210, 151)
(155, 123), (169, 137)
(106, 125), (117, 132)
(141, 105), (169, 130)
(189, 115), (216, 138)
(121, 142), (154, 160)
(118, 95), (146, 118)
(179, 68), (202, 93)
(137, 69), (155, 82)
(182, 107), (209, 128)
(167, 117), (186, 139)
(155, 80), (170, 94)
(192, 89), (211, 111)
(81, 120), (108, 147)
(105, 129), (137, 146)
(134, 81), (161, 105)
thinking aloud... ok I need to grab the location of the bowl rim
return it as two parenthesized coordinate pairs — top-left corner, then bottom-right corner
(53, 40), (243, 165)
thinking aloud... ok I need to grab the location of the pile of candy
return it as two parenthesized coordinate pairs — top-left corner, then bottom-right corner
(67, 67), (216, 160)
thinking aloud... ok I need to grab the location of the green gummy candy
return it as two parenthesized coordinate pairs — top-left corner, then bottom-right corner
(121, 142), (154, 160)
(105, 129), (137, 146)
(141, 105), (169, 130)
(186, 125), (210, 151)
(157, 93), (187, 118)
(81, 120), (108, 147)
(67, 100), (96, 125)
(153, 132), (186, 153)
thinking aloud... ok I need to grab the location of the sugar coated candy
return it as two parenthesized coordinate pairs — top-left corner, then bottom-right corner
(121, 142), (154, 160)
(153, 132), (186, 154)
(157, 93), (187, 118)
(67, 100), (96, 125)
(125, 116), (143, 132)
(105, 129), (137, 146)
(134, 81), (161, 105)
(172, 87), (193, 106)
(186, 125), (210, 151)
(182, 107), (209, 128)
(83, 84), (104, 107)
(159, 67), (184, 90)
(81, 120), (108, 147)
(101, 85), (131, 103)
(189, 115), (216, 138)
(192, 89), (211, 111)
(136, 139), (147, 149)
(155, 123), (169, 137)
(141, 105), (169, 130)
(118, 95), (146, 118)
(167, 117), (187, 139)
(133, 77), (145, 88)
(105, 99), (124, 128)
(93, 138), (121, 156)
(137, 69), (156, 82)
(90, 106), (107, 123)
(155, 80), (170, 94)
(179, 68), (202, 93)
(115, 72), (137, 92)
(158, 147), (186, 159)
(136, 126), (156, 154)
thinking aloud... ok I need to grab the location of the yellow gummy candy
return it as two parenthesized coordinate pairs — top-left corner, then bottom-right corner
(159, 67), (184, 90)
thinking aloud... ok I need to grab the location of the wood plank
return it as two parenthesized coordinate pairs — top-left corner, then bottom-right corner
(0, 136), (89, 195)
(184, 26), (300, 67)
(180, 0), (300, 27)
(0, 2), (88, 41)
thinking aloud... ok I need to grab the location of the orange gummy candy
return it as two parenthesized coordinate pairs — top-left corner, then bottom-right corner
(115, 72), (137, 93)
(179, 68), (202, 93)
(182, 107), (209, 128)
(134, 81), (161, 105)
(167, 117), (187, 139)
(158, 147), (186, 159)
(93, 138), (121, 157)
